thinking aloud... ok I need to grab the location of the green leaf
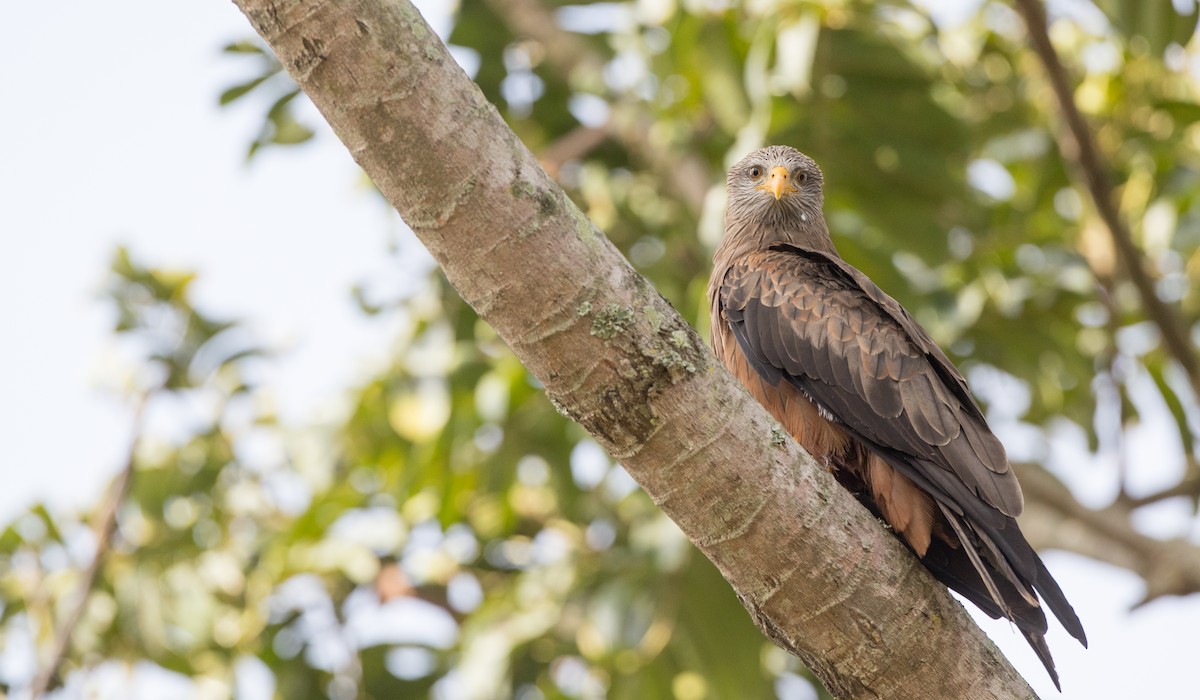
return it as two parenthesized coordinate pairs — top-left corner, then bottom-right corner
(1092, 0), (1199, 54)
(1153, 98), (1200, 125)
(266, 89), (303, 120)
(31, 503), (64, 544)
(1146, 357), (1196, 457)
(219, 75), (270, 106)
(271, 118), (315, 145)
(222, 41), (265, 54)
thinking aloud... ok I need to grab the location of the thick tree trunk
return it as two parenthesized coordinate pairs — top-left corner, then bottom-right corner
(229, 1), (1037, 697)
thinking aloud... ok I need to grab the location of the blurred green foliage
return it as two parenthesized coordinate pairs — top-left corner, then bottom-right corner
(4, 0), (1200, 698)
(220, 41), (314, 158)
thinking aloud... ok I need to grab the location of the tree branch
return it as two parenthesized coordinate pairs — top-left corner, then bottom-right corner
(229, 1), (1038, 697)
(1017, 463), (1200, 605)
(538, 123), (609, 178)
(30, 398), (145, 698)
(1011, 0), (1200, 402)
(1121, 471), (1200, 509)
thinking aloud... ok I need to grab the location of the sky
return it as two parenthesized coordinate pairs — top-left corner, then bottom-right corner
(1, 0), (1199, 698)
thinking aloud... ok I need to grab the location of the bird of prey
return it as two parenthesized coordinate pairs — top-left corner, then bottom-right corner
(708, 145), (1086, 689)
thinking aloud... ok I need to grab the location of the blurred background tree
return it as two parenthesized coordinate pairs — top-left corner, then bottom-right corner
(4, 0), (1200, 698)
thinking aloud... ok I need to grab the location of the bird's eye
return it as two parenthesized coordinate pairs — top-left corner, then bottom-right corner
(749, 166), (763, 179)
(796, 170), (809, 183)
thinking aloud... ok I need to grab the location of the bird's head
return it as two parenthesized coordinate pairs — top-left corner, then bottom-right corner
(726, 145), (825, 230)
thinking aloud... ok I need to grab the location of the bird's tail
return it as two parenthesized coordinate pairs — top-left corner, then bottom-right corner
(923, 504), (1082, 691)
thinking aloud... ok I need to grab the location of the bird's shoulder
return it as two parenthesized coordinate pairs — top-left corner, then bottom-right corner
(720, 246), (862, 314)
(720, 246), (930, 399)
(721, 245), (980, 414)
(721, 246), (919, 355)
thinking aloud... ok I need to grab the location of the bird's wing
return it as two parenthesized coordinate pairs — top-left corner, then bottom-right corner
(719, 244), (1022, 517)
(720, 244), (1086, 651)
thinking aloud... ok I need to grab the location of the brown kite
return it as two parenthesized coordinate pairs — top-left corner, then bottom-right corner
(708, 145), (1086, 689)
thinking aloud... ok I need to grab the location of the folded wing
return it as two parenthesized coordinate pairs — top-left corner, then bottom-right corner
(718, 244), (1085, 686)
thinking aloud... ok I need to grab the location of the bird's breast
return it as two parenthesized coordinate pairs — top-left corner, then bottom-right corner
(711, 320), (853, 464)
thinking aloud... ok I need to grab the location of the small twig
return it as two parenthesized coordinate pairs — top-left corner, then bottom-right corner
(1120, 471), (1200, 509)
(1012, 0), (1200, 404)
(539, 123), (610, 178)
(29, 397), (146, 698)
(482, 0), (604, 80)
(483, 0), (713, 215)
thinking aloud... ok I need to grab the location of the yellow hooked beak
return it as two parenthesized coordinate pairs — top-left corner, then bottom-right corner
(755, 166), (797, 200)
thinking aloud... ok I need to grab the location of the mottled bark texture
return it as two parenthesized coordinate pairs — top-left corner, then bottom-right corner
(230, 1), (1038, 697)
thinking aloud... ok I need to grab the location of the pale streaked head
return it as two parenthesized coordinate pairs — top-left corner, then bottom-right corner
(726, 145), (825, 230)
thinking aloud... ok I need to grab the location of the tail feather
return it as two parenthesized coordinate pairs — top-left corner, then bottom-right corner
(836, 445), (1086, 688)
(967, 509), (1087, 648)
(1033, 556), (1088, 647)
(936, 502), (1012, 618)
(1024, 629), (1062, 692)
(900, 455), (1088, 650)
(921, 531), (1049, 636)
(920, 505), (1080, 691)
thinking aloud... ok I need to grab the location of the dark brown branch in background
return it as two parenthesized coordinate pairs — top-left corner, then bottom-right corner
(538, 124), (610, 178)
(1017, 463), (1200, 605)
(30, 399), (146, 699)
(1121, 470), (1200, 508)
(483, 0), (712, 215)
(1012, 0), (1200, 403)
